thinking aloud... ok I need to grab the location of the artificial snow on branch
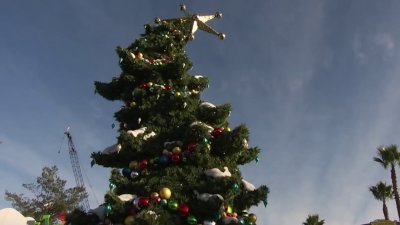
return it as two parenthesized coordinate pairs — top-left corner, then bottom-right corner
(101, 143), (122, 154)
(204, 166), (231, 178)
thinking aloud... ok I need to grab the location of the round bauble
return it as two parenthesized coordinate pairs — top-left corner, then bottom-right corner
(178, 203), (189, 216)
(232, 183), (239, 191)
(159, 187), (172, 199)
(136, 52), (143, 59)
(150, 192), (159, 199)
(130, 171), (139, 179)
(187, 215), (197, 225)
(187, 143), (196, 151)
(160, 199), (168, 206)
(122, 168), (132, 177)
(164, 84), (172, 90)
(172, 146), (181, 154)
(168, 200), (178, 210)
(171, 154), (180, 162)
(138, 197), (150, 208)
(129, 161), (138, 170)
(248, 213), (257, 222)
(124, 215), (135, 225)
(139, 159), (148, 170)
(159, 155), (170, 166)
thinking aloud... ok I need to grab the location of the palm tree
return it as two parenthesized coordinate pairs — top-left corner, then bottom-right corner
(369, 181), (393, 220)
(374, 145), (400, 220)
(302, 214), (325, 225)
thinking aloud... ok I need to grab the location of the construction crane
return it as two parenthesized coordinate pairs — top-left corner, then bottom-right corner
(64, 127), (90, 212)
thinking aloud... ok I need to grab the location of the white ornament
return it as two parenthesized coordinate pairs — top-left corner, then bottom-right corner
(200, 102), (216, 108)
(130, 53), (136, 59)
(242, 179), (256, 191)
(204, 221), (216, 225)
(204, 166), (231, 178)
(101, 143), (121, 154)
(190, 121), (213, 133)
(194, 190), (223, 202)
(194, 75), (204, 79)
(118, 194), (137, 202)
(88, 205), (106, 221)
(183, 102), (187, 108)
(131, 171), (139, 178)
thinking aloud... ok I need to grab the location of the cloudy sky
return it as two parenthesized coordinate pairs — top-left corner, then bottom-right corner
(1, 1), (400, 224)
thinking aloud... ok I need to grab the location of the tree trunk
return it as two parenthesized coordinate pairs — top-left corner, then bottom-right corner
(383, 199), (389, 220)
(391, 163), (400, 220)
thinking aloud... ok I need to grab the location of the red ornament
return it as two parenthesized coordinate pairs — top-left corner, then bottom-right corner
(178, 203), (190, 216)
(212, 128), (223, 136)
(164, 84), (172, 90)
(138, 197), (150, 208)
(139, 159), (148, 170)
(139, 83), (148, 89)
(171, 154), (180, 163)
(186, 143), (197, 151)
(150, 192), (159, 199)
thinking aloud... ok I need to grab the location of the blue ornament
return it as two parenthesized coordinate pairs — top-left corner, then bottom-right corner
(159, 155), (170, 166)
(160, 199), (168, 206)
(238, 218), (245, 224)
(255, 157), (259, 163)
(122, 168), (132, 177)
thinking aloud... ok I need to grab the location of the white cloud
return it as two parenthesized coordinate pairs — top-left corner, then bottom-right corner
(353, 32), (396, 63)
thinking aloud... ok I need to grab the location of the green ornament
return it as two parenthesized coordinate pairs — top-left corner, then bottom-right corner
(232, 183), (239, 192)
(187, 215), (197, 225)
(106, 204), (112, 215)
(168, 200), (178, 210)
(109, 182), (116, 191)
(245, 221), (254, 225)
(202, 137), (209, 144)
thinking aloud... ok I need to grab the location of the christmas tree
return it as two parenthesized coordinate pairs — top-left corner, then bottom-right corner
(66, 5), (268, 225)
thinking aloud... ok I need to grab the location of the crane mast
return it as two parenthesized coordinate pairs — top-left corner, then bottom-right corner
(64, 128), (90, 211)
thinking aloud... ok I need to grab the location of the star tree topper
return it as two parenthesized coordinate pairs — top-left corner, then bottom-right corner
(155, 4), (226, 40)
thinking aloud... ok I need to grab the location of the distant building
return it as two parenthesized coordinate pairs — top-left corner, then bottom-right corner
(362, 220), (399, 225)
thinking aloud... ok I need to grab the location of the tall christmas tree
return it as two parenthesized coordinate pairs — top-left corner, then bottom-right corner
(67, 5), (268, 225)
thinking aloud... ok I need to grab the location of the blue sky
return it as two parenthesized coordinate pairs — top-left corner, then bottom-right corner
(1, 1), (400, 224)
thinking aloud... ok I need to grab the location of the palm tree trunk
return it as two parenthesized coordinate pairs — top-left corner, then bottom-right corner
(383, 199), (389, 220)
(390, 163), (400, 220)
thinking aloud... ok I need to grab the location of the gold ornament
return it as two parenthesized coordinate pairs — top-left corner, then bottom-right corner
(160, 187), (172, 199)
(124, 215), (135, 225)
(172, 146), (181, 154)
(157, 5), (225, 40)
(248, 213), (257, 222)
(129, 161), (138, 169)
(147, 82), (153, 87)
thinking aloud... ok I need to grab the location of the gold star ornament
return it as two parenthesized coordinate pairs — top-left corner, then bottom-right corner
(155, 4), (226, 40)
